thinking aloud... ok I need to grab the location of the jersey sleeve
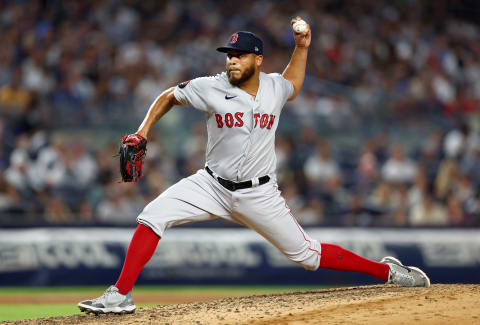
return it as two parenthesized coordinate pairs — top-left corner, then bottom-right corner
(173, 77), (209, 112)
(270, 73), (294, 102)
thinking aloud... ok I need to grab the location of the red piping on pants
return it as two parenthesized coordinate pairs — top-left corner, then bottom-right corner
(281, 196), (321, 257)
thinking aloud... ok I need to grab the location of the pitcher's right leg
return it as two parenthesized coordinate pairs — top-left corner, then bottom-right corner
(79, 170), (231, 315)
(78, 199), (216, 315)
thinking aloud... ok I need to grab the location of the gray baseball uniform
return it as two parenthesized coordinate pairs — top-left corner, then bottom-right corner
(137, 71), (322, 271)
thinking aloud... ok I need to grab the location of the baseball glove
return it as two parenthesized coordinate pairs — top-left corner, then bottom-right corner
(119, 134), (147, 182)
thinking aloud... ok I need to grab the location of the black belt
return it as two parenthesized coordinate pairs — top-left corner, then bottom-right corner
(205, 166), (270, 192)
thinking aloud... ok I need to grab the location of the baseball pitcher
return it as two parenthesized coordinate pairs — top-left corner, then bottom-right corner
(78, 17), (429, 315)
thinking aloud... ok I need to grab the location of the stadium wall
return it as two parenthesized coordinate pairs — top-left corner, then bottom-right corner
(0, 228), (479, 286)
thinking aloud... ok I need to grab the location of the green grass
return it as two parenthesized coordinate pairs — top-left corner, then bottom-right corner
(0, 304), (80, 321)
(0, 285), (333, 322)
(0, 303), (157, 322)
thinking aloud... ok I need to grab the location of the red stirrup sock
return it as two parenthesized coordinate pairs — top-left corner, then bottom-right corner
(115, 224), (160, 294)
(319, 243), (389, 281)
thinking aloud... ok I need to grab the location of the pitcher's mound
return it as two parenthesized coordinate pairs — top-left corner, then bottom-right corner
(9, 284), (480, 324)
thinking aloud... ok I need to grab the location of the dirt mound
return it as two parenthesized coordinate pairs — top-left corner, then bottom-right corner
(6, 284), (480, 325)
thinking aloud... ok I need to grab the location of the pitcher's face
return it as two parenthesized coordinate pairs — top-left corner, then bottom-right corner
(226, 51), (262, 86)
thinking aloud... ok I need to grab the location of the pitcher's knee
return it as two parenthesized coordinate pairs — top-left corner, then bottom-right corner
(298, 255), (320, 271)
(136, 212), (167, 238)
(285, 239), (321, 271)
(136, 199), (171, 238)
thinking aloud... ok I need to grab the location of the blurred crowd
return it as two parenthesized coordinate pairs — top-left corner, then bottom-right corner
(1, 0), (480, 226)
(276, 124), (480, 227)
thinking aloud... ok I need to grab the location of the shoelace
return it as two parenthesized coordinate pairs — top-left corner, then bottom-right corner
(92, 286), (118, 303)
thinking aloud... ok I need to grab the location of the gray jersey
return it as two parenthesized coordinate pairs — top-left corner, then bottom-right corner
(139, 71), (322, 277)
(174, 72), (294, 181)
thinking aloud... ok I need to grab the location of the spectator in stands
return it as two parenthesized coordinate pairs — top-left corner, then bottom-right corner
(292, 127), (316, 170)
(0, 0), (479, 227)
(96, 182), (139, 224)
(78, 199), (95, 223)
(43, 194), (74, 224)
(389, 185), (410, 219)
(443, 123), (480, 160)
(296, 198), (324, 226)
(418, 130), (443, 184)
(281, 183), (304, 215)
(0, 175), (9, 211)
(460, 144), (480, 188)
(0, 118), (8, 171)
(304, 139), (340, 189)
(142, 164), (171, 202)
(409, 194), (448, 226)
(407, 168), (428, 209)
(465, 193), (480, 226)
(371, 133), (389, 165)
(0, 174), (27, 221)
(435, 157), (459, 200)
(446, 196), (466, 226)
(30, 134), (68, 191)
(318, 174), (350, 218)
(0, 69), (32, 114)
(356, 141), (380, 194)
(453, 174), (475, 204)
(341, 195), (379, 227)
(381, 144), (417, 185)
(4, 133), (33, 192)
(22, 48), (54, 95)
(65, 142), (98, 188)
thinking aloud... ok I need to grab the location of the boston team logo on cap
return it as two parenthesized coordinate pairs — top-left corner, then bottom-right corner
(217, 31), (263, 55)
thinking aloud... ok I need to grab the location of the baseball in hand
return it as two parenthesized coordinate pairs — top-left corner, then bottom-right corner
(293, 19), (308, 33)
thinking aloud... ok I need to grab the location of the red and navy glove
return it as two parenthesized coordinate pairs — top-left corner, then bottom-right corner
(119, 134), (147, 182)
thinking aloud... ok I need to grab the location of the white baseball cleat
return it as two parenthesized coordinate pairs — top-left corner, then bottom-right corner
(78, 285), (136, 315)
(381, 256), (431, 287)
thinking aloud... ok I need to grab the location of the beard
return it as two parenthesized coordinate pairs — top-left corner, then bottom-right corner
(227, 64), (255, 86)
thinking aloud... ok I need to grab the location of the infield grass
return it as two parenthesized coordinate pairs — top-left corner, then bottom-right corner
(0, 304), (86, 321)
(0, 285), (332, 321)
